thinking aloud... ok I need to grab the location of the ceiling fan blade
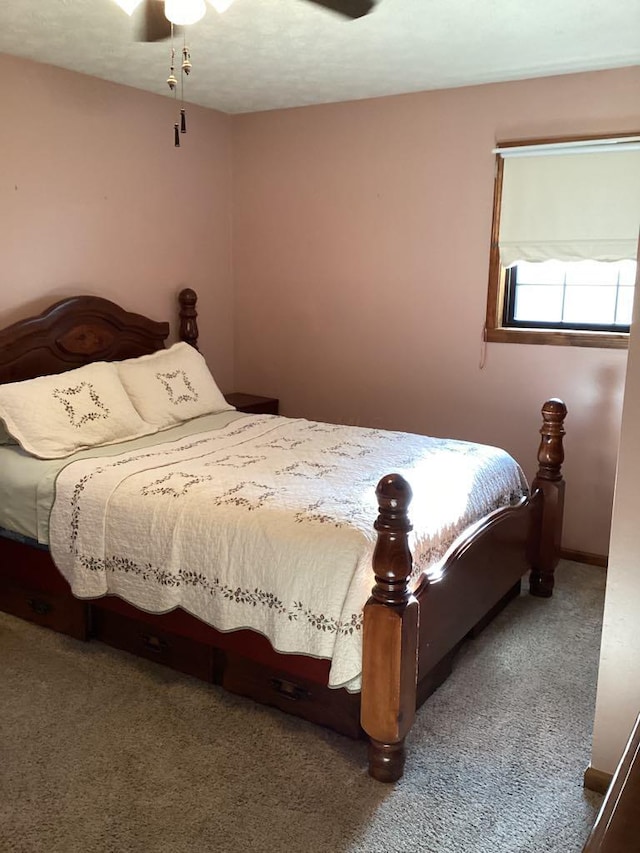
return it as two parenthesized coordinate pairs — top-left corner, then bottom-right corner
(134, 0), (174, 42)
(305, 0), (375, 18)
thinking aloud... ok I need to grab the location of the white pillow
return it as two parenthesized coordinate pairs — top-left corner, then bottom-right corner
(0, 362), (156, 459)
(116, 342), (233, 430)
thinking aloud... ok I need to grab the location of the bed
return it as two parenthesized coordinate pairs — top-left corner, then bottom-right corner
(0, 288), (567, 782)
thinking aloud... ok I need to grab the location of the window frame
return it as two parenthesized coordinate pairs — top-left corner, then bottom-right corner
(484, 132), (639, 350)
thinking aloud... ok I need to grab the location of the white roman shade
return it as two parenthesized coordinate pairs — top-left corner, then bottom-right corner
(498, 146), (640, 267)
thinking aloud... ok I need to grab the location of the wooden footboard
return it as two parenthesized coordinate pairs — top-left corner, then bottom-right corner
(361, 474), (419, 782)
(529, 399), (567, 597)
(361, 398), (567, 781)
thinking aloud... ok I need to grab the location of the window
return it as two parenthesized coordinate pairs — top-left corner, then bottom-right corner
(485, 135), (640, 349)
(505, 260), (636, 331)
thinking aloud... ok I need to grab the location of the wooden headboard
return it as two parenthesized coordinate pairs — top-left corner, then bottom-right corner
(0, 288), (198, 385)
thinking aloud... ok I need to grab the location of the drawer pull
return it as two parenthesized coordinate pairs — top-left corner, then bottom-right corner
(270, 677), (310, 702)
(141, 634), (169, 655)
(28, 598), (53, 616)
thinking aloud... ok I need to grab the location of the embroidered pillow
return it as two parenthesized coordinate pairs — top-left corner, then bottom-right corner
(0, 363), (156, 459)
(116, 342), (233, 429)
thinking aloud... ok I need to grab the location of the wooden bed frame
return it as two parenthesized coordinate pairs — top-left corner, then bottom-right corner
(0, 289), (567, 782)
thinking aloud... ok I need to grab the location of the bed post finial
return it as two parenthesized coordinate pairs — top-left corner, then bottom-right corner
(178, 288), (199, 350)
(361, 473), (419, 783)
(535, 398), (567, 481)
(530, 398), (567, 597)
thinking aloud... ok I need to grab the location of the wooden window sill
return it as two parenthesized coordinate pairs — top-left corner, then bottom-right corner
(485, 327), (629, 349)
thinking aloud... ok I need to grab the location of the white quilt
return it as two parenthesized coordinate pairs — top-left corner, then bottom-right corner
(49, 415), (528, 691)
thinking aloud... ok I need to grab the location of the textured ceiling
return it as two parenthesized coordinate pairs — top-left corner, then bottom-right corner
(0, 0), (638, 114)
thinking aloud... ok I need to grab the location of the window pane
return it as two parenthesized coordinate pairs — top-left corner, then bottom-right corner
(507, 260), (636, 332)
(619, 261), (637, 287)
(615, 286), (635, 326)
(563, 286), (616, 324)
(514, 285), (563, 322)
(564, 260), (619, 286)
(515, 261), (565, 285)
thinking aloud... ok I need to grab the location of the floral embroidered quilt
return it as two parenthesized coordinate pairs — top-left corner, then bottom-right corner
(49, 415), (528, 691)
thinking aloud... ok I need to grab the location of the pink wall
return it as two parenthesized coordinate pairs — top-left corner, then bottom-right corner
(232, 67), (640, 557)
(0, 54), (234, 389)
(1, 54), (637, 556)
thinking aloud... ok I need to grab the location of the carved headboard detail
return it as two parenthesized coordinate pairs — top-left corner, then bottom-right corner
(0, 295), (170, 385)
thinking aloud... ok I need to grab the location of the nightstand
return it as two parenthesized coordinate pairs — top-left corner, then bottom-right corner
(224, 393), (279, 415)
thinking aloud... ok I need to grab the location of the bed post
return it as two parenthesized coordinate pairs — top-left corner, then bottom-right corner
(178, 288), (199, 350)
(361, 474), (419, 783)
(529, 398), (567, 598)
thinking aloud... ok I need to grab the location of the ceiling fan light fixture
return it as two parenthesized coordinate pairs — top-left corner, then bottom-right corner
(112, 0), (144, 14)
(164, 0), (207, 26)
(207, 0), (237, 12)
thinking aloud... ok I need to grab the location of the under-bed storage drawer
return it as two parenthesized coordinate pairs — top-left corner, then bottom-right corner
(221, 652), (362, 739)
(91, 606), (214, 682)
(0, 581), (89, 640)
(0, 536), (90, 640)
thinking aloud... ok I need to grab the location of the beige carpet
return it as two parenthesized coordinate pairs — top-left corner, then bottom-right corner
(0, 560), (604, 853)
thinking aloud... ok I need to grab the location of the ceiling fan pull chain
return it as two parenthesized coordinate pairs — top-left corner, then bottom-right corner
(180, 35), (190, 136)
(167, 24), (180, 147)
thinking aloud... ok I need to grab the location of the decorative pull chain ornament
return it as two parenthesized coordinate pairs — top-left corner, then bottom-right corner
(166, 27), (191, 147)
(182, 46), (192, 75)
(167, 47), (178, 90)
